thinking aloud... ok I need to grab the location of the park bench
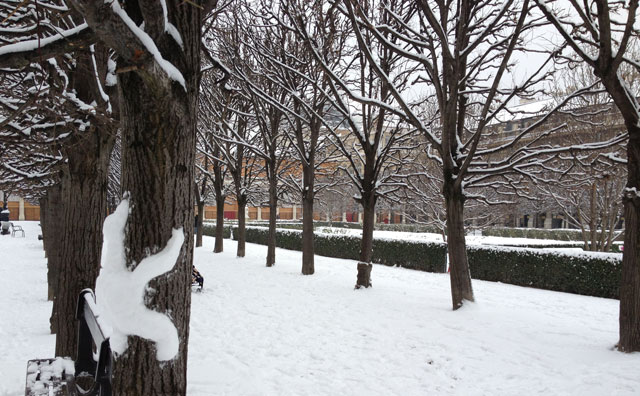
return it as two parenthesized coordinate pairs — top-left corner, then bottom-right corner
(25, 289), (112, 396)
(11, 222), (25, 237)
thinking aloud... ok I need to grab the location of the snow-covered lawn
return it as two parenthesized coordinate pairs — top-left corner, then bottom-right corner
(316, 226), (587, 247)
(2, 221), (639, 395)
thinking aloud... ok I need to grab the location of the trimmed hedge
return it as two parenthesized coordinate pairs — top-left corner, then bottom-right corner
(235, 226), (446, 273)
(482, 227), (623, 242)
(201, 223), (231, 239)
(234, 226), (621, 299)
(467, 246), (621, 299)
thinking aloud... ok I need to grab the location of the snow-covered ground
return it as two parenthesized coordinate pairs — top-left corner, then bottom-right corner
(2, 221), (639, 395)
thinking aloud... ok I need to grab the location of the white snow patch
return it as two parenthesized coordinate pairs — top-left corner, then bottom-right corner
(95, 200), (183, 361)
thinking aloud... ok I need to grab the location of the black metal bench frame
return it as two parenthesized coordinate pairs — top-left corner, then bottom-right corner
(25, 289), (112, 396)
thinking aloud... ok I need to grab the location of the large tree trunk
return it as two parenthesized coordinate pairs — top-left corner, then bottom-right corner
(53, 134), (112, 357)
(236, 196), (247, 257)
(619, 128), (640, 352)
(266, 178), (277, 267)
(356, 194), (375, 288)
(444, 180), (475, 310)
(66, 0), (201, 393)
(596, 62), (640, 352)
(196, 200), (204, 248)
(44, 185), (64, 333)
(112, 68), (195, 394)
(214, 196), (224, 253)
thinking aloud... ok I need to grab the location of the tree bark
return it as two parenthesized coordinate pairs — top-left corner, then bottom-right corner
(65, 0), (201, 392)
(266, 177), (277, 267)
(214, 196), (224, 253)
(444, 180), (475, 310)
(301, 159), (315, 275)
(619, 129), (640, 352)
(356, 193), (376, 288)
(53, 132), (112, 357)
(47, 174), (70, 337)
(593, 53), (640, 352)
(112, 66), (195, 394)
(590, 182), (598, 251)
(40, 196), (47, 256)
(236, 197), (247, 257)
(196, 200), (204, 248)
(301, 193), (315, 275)
(212, 145), (225, 253)
(44, 185), (63, 332)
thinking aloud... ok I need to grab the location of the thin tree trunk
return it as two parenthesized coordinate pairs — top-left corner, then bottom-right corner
(196, 201), (204, 248)
(237, 197), (247, 257)
(40, 197), (47, 256)
(196, 157), (208, 248)
(590, 182), (598, 251)
(301, 193), (315, 275)
(576, 205), (590, 250)
(444, 181), (474, 310)
(356, 195), (375, 288)
(214, 197), (224, 253)
(266, 178), (277, 267)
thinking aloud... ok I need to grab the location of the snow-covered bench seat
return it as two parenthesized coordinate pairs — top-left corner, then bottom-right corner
(25, 289), (112, 396)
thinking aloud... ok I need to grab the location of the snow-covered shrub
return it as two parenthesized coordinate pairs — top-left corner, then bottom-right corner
(468, 246), (621, 299)
(234, 226), (621, 299)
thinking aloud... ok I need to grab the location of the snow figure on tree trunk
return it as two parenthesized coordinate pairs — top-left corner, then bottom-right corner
(95, 199), (184, 361)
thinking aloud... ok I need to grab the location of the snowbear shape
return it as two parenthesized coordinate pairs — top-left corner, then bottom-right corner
(95, 199), (184, 361)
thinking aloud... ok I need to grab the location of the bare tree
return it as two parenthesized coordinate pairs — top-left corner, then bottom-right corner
(0, 0), (117, 356)
(336, 0), (628, 309)
(57, 0), (222, 393)
(534, 0), (640, 352)
(198, 76), (231, 253)
(202, 14), (263, 257)
(216, 5), (295, 267)
(292, 0), (416, 287)
(250, 0), (346, 275)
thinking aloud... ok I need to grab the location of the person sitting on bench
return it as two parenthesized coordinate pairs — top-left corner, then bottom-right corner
(192, 267), (204, 290)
